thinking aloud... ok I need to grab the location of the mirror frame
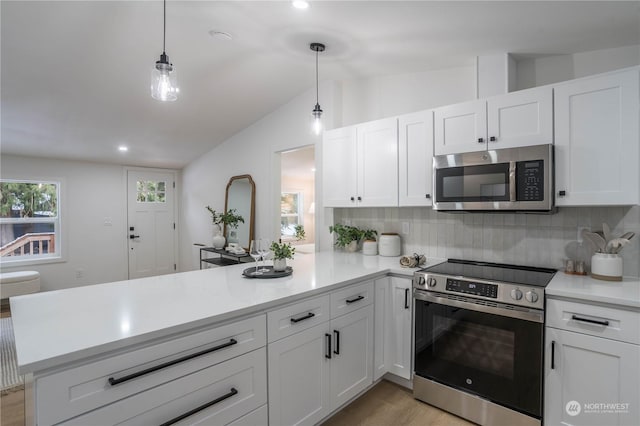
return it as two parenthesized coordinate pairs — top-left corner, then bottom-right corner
(224, 174), (255, 250)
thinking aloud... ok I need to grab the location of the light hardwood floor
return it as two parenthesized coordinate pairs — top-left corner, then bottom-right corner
(323, 380), (474, 426)
(1, 305), (25, 426)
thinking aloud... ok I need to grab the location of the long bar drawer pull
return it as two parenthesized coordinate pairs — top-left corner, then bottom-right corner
(159, 387), (238, 426)
(108, 339), (238, 386)
(571, 315), (610, 327)
(291, 312), (315, 323)
(346, 295), (364, 304)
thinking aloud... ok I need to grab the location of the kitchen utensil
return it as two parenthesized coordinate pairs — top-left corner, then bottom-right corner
(582, 230), (606, 252)
(605, 238), (629, 254)
(602, 223), (612, 244)
(620, 231), (635, 241)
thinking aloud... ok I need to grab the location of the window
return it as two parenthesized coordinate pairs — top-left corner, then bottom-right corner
(137, 180), (166, 203)
(0, 180), (61, 263)
(281, 192), (303, 239)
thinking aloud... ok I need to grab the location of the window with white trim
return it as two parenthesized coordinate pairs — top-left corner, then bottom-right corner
(281, 192), (303, 239)
(0, 180), (61, 263)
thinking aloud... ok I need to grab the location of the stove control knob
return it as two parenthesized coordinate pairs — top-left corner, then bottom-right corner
(417, 276), (426, 287)
(510, 289), (523, 300)
(427, 277), (437, 287)
(525, 290), (539, 303)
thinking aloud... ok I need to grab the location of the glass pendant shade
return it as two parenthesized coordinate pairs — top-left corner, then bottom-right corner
(311, 104), (323, 135)
(151, 56), (178, 102)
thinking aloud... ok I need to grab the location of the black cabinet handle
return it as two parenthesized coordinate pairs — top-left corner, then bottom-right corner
(489, 136), (497, 142)
(129, 235), (140, 239)
(357, 196), (362, 201)
(159, 388), (238, 426)
(350, 196), (355, 201)
(346, 295), (364, 304)
(477, 137), (484, 143)
(404, 288), (410, 309)
(325, 333), (332, 359)
(558, 190), (566, 197)
(108, 339), (238, 386)
(333, 330), (340, 355)
(425, 194), (431, 199)
(551, 341), (555, 370)
(571, 315), (609, 327)
(290, 312), (315, 323)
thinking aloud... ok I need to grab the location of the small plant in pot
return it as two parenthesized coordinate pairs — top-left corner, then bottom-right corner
(361, 229), (378, 256)
(206, 206), (244, 248)
(294, 224), (306, 241)
(329, 224), (363, 252)
(270, 241), (295, 271)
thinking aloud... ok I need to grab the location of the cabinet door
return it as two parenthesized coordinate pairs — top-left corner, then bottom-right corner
(486, 86), (553, 149)
(268, 322), (331, 426)
(356, 118), (399, 207)
(434, 99), (487, 155)
(386, 277), (412, 380)
(322, 126), (357, 207)
(545, 327), (640, 426)
(373, 277), (390, 381)
(398, 110), (434, 206)
(554, 70), (640, 206)
(330, 304), (374, 409)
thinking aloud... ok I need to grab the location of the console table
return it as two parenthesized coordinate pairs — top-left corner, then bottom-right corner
(199, 247), (252, 269)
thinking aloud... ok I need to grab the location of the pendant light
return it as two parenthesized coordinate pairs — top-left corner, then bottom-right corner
(310, 42), (325, 135)
(151, 0), (178, 101)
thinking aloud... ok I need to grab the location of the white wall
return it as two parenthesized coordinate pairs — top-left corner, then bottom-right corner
(516, 44), (640, 90)
(0, 155), (130, 291)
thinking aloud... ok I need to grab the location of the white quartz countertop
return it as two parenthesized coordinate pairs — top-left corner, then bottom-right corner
(10, 251), (442, 374)
(546, 272), (640, 309)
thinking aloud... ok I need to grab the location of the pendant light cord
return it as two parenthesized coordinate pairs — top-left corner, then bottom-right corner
(315, 49), (319, 104)
(163, 0), (166, 54)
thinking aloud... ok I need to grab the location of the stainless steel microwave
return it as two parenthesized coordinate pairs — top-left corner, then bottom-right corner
(433, 144), (554, 212)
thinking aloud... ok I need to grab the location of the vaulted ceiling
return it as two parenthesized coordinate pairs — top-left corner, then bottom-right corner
(2, 1), (638, 168)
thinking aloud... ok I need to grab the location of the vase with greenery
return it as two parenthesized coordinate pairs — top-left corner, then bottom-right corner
(294, 224), (306, 241)
(329, 224), (377, 252)
(206, 206), (244, 248)
(270, 241), (295, 271)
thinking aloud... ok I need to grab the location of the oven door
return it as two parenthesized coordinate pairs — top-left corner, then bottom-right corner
(414, 291), (543, 419)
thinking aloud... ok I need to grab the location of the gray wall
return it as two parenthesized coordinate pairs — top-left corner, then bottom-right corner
(334, 206), (640, 277)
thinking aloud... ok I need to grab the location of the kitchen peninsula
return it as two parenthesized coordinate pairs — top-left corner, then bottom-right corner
(10, 252), (437, 425)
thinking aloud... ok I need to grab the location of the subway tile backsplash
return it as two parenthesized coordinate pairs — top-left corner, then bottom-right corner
(334, 206), (640, 277)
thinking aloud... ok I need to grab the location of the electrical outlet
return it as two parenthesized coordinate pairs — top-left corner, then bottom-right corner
(402, 222), (410, 235)
(103, 217), (113, 226)
(577, 226), (589, 242)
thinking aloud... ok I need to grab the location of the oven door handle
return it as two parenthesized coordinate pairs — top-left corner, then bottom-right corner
(413, 290), (543, 324)
(509, 161), (517, 202)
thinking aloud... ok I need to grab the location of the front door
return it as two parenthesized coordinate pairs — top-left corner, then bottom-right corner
(127, 170), (176, 279)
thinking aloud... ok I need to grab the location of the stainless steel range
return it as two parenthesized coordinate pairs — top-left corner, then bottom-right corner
(413, 259), (556, 426)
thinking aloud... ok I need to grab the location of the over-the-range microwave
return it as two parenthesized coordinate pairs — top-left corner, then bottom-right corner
(433, 144), (554, 212)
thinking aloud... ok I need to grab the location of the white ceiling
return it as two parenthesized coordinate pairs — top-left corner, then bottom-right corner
(1, 1), (638, 169)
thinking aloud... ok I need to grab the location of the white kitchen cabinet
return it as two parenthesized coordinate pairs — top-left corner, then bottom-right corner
(385, 277), (412, 380)
(545, 295), (640, 426)
(268, 322), (332, 426)
(322, 118), (398, 207)
(398, 110), (434, 206)
(554, 69), (640, 206)
(330, 304), (374, 409)
(434, 87), (552, 155)
(322, 126), (357, 207)
(268, 280), (375, 425)
(373, 277), (389, 381)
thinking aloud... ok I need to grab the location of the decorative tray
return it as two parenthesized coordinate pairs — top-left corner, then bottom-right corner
(242, 266), (293, 279)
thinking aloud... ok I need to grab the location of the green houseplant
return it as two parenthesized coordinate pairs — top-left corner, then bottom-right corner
(206, 206), (244, 248)
(329, 224), (377, 252)
(294, 224), (306, 241)
(270, 241), (295, 271)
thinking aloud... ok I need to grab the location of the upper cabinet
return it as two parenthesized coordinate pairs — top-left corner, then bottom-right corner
(434, 86), (553, 155)
(554, 69), (640, 206)
(398, 110), (434, 206)
(323, 118), (398, 208)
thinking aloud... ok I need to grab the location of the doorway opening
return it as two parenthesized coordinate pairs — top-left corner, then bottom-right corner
(280, 146), (315, 253)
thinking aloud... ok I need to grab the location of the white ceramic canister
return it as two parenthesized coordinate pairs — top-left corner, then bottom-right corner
(378, 233), (401, 257)
(362, 240), (378, 256)
(591, 253), (623, 281)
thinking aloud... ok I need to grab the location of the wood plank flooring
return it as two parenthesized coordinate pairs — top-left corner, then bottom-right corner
(323, 380), (474, 426)
(1, 305), (25, 426)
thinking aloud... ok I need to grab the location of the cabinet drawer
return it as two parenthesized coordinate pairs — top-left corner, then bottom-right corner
(267, 295), (330, 343)
(38, 314), (266, 425)
(227, 404), (268, 426)
(61, 347), (267, 426)
(547, 299), (640, 344)
(331, 281), (373, 318)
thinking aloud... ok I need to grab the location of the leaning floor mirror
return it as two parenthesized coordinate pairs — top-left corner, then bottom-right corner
(224, 175), (255, 251)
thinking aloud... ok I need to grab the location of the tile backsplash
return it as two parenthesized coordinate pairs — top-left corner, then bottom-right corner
(334, 206), (640, 277)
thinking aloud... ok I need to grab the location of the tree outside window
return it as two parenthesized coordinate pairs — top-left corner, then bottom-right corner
(0, 180), (61, 263)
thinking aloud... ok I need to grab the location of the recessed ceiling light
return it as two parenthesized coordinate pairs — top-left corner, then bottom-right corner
(292, 0), (309, 10)
(118, 146), (128, 152)
(208, 30), (233, 41)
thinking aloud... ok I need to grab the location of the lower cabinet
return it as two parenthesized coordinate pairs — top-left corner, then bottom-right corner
(268, 283), (375, 426)
(386, 277), (412, 380)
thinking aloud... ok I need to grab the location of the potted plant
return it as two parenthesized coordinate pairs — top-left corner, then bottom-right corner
(329, 224), (361, 252)
(294, 224), (306, 241)
(206, 206), (244, 249)
(270, 241), (295, 271)
(361, 229), (378, 256)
